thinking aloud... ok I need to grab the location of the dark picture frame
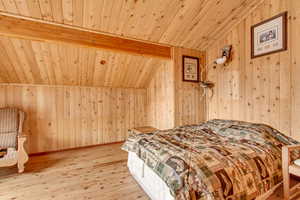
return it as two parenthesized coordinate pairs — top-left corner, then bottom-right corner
(182, 55), (200, 82)
(251, 12), (288, 59)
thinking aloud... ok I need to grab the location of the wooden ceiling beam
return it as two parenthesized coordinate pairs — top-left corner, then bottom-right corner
(0, 13), (171, 59)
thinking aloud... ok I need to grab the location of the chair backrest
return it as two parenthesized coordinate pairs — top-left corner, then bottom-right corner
(0, 108), (24, 148)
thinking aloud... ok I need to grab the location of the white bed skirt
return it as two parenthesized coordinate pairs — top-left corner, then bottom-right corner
(128, 152), (174, 200)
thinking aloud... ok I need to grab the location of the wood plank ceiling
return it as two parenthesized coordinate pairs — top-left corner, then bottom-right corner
(0, 36), (166, 88)
(0, 0), (264, 88)
(0, 0), (263, 49)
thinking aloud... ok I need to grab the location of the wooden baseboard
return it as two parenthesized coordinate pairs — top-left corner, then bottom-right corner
(29, 141), (125, 157)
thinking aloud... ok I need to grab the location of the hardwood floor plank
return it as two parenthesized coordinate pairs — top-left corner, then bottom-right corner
(0, 143), (294, 200)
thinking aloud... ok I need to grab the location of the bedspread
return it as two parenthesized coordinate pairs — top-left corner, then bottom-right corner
(122, 119), (299, 200)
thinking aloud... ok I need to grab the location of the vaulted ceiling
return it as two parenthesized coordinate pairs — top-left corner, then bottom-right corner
(0, 0), (263, 49)
(0, 0), (264, 88)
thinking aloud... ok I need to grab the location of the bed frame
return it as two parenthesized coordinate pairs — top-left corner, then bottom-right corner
(128, 152), (281, 200)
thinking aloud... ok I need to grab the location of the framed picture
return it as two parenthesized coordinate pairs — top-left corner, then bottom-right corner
(251, 12), (287, 58)
(182, 55), (200, 82)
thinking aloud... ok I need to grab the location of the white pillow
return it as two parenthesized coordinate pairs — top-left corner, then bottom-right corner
(294, 159), (300, 167)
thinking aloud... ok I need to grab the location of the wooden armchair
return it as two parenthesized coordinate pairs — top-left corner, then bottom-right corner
(0, 108), (28, 173)
(282, 144), (300, 200)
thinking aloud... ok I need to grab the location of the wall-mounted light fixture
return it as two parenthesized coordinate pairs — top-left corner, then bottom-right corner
(200, 45), (232, 100)
(214, 45), (232, 66)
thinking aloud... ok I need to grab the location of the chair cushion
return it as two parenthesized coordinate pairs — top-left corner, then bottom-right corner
(0, 132), (17, 148)
(0, 108), (19, 133)
(0, 148), (17, 161)
(0, 148), (7, 158)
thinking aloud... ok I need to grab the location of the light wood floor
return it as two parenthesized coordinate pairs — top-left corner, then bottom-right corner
(0, 143), (149, 200)
(0, 143), (298, 200)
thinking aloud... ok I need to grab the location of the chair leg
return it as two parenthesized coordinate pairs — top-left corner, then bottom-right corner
(17, 136), (28, 174)
(18, 162), (24, 173)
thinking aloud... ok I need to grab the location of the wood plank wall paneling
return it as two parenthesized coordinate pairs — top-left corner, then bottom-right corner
(290, 0), (300, 142)
(206, 0), (300, 140)
(0, 36), (166, 89)
(146, 60), (175, 130)
(0, 84), (147, 154)
(0, 44), (206, 153)
(146, 47), (206, 129)
(0, 0), (264, 50)
(173, 47), (206, 126)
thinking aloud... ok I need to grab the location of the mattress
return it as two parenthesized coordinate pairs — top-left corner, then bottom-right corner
(128, 152), (174, 200)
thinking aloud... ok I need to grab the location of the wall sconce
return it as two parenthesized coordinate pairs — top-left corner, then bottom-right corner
(198, 46), (232, 100)
(214, 45), (232, 66)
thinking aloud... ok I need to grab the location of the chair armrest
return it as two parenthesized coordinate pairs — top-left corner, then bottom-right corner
(17, 111), (26, 150)
(17, 134), (27, 150)
(18, 134), (27, 139)
(18, 111), (25, 134)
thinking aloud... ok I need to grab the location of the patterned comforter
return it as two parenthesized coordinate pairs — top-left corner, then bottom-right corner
(122, 119), (299, 200)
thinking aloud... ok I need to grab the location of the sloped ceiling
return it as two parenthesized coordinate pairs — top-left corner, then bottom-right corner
(0, 0), (263, 50)
(0, 36), (168, 88)
(0, 0), (264, 88)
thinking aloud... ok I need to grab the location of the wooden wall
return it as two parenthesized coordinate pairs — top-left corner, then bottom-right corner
(146, 47), (206, 129)
(206, 0), (300, 140)
(0, 84), (146, 154)
(173, 47), (206, 126)
(0, 44), (206, 154)
(146, 61), (175, 130)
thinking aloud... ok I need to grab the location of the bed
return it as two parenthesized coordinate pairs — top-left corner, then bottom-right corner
(122, 119), (299, 200)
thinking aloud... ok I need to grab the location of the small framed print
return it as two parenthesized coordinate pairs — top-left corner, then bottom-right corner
(182, 55), (200, 82)
(251, 12), (288, 59)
